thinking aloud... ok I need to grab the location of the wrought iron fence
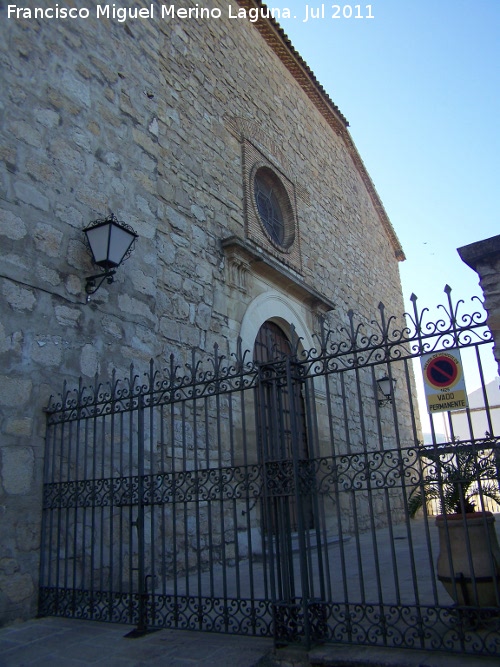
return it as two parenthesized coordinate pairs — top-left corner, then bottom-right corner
(39, 287), (500, 654)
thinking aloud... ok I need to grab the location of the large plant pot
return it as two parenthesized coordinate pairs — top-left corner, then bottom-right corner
(436, 512), (500, 607)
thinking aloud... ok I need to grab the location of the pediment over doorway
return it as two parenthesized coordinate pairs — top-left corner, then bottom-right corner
(221, 235), (335, 316)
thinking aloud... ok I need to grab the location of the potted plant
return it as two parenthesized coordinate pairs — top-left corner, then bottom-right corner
(409, 443), (500, 607)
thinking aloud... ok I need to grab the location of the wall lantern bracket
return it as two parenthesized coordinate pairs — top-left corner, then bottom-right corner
(377, 374), (397, 407)
(84, 270), (117, 297)
(83, 213), (138, 301)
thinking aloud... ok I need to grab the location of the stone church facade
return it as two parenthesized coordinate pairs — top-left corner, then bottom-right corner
(0, 1), (408, 626)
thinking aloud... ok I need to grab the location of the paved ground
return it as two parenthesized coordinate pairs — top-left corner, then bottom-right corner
(0, 617), (272, 667)
(2, 616), (500, 667)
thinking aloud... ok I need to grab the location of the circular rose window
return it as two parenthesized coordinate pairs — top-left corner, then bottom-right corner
(253, 167), (294, 249)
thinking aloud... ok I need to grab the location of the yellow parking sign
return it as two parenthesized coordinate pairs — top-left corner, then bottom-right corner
(420, 349), (468, 414)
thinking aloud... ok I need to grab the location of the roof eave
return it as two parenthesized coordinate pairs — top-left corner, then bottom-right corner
(236, 0), (406, 262)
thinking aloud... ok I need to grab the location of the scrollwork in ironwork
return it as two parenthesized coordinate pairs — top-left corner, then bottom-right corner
(320, 448), (418, 494)
(45, 286), (491, 425)
(146, 464), (264, 505)
(308, 285), (491, 377)
(147, 594), (273, 636)
(43, 475), (138, 509)
(43, 464), (266, 509)
(320, 601), (500, 652)
(263, 460), (294, 497)
(273, 601), (303, 643)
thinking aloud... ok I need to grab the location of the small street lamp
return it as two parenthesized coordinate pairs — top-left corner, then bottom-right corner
(377, 374), (397, 407)
(83, 213), (138, 300)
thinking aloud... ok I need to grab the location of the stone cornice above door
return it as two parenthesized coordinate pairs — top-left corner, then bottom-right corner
(222, 235), (335, 315)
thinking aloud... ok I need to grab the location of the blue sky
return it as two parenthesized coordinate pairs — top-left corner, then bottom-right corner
(272, 0), (499, 385)
(273, 1), (499, 303)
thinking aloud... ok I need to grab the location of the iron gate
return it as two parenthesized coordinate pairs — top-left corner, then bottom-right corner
(39, 287), (500, 655)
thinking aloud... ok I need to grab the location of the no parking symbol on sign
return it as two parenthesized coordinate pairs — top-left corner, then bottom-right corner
(420, 349), (468, 414)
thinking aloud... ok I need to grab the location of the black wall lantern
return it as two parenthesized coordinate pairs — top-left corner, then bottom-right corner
(377, 374), (397, 407)
(83, 213), (138, 300)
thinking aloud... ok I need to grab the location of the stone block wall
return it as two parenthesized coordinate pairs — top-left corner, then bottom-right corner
(458, 235), (500, 373)
(1, 0), (410, 625)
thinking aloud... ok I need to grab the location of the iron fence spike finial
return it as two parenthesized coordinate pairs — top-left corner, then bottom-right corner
(346, 309), (357, 344)
(236, 336), (245, 369)
(377, 302), (390, 343)
(213, 342), (220, 376)
(319, 317), (326, 350)
(129, 363), (135, 394)
(149, 358), (155, 390)
(189, 347), (198, 383)
(62, 379), (68, 409)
